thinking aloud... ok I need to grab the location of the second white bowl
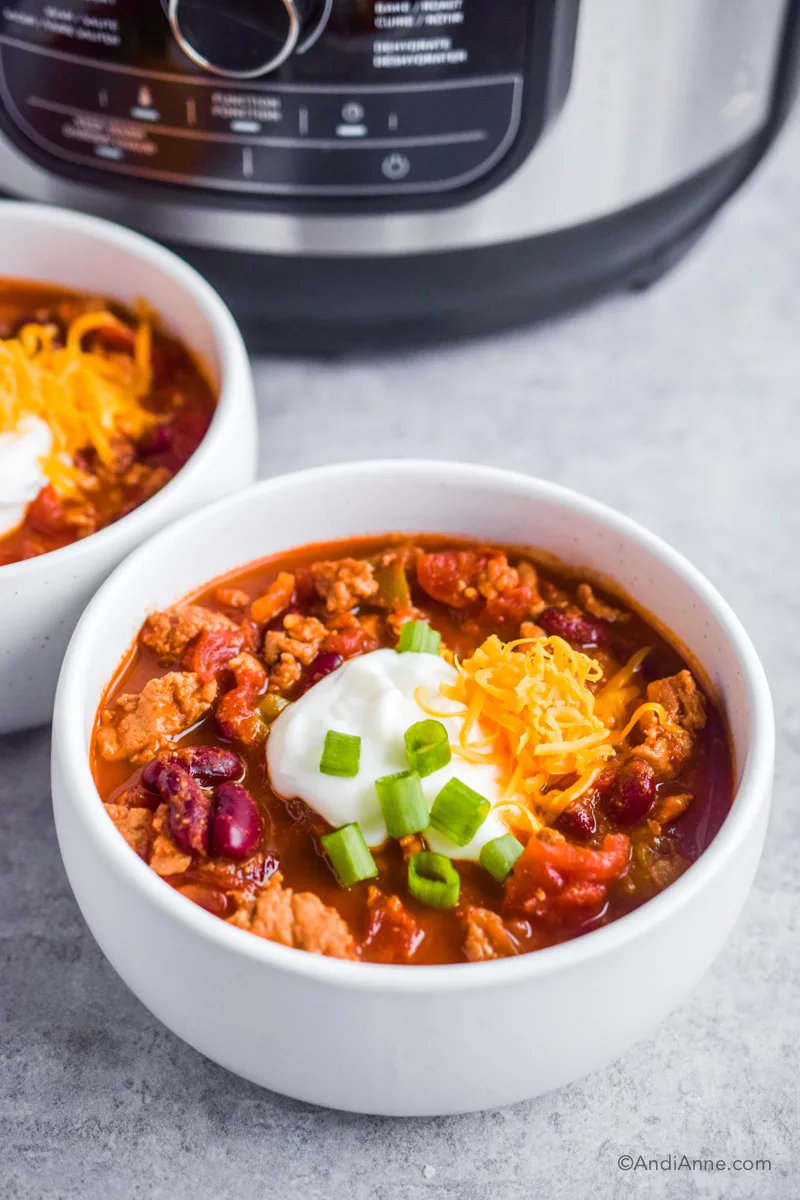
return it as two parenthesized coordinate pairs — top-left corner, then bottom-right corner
(0, 202), (257, 733)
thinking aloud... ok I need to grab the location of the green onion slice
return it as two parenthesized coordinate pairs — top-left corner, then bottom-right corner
(321, 824), (378, 888)
(375, 770), (429, 838)
(479, 833), (524, 882)
(397, 620), (441, 655)
(404, 719), (451, 777)
(408, 851), (460, 909)
(429, 778), (490, 847)
(319, 730), (361, 778)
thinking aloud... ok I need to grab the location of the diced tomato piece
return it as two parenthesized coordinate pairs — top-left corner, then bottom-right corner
(216, 654), (268, 748)
(416, 550), (484, 609)
(504, 833), (630, 926)
(362, 891), (424, 964)
(183, 627), (244, 683)
(26, 486), (70, 536)
(322, 612), (374, 658)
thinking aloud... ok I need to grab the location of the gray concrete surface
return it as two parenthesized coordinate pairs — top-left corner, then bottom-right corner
(2, 110), (800, 1200)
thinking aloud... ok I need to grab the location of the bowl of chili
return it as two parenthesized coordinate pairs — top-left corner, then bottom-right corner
(51, 461), (773, 1115)
(0, 202), (257, 732)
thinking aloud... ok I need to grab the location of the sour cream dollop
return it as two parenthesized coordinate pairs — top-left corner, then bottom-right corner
(267, 648), (510, 861)
(0, 415), (53, 538)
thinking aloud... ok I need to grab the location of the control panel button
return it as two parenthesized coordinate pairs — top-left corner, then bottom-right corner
(168, 0), (303, 80)
(381, 152), (410, 181)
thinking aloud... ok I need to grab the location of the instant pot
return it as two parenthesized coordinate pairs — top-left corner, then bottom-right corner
(0, 1), (798, 351)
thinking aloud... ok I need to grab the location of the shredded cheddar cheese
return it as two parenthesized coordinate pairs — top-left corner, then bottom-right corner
(419, 634), (671, 826)
(0, 308), (156, 498)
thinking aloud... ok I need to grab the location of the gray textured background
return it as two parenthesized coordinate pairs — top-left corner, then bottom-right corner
(2, 111), (799, 1200)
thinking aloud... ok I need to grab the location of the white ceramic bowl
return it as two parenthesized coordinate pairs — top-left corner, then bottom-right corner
(51, 461), (774, 1116)
(0, 202), (257, 733)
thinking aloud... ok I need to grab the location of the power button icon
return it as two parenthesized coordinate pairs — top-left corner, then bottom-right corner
(381, 152), (411, 181)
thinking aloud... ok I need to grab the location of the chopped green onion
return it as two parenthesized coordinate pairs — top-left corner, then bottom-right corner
(397, 620), (441, 655)
(429, 778), (490, 847)
(321, 823), (377, 887)
(319, 730), (361, 778)
(258, 694), (290, 724)
(479, 833), (524, 882)
(404, 719), (451, 777)
(375, 770), (429, 838)
(408, 851), (460, 909)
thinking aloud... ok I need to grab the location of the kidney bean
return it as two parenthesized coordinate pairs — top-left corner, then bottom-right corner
(605, 759), (656, 826)
(557, 802), (597, 840)
(293, 567), (317, 607)
(142, 746), (243, 791)
(211, 782), (262, 861)
(538, 606), (611, 648)
(26, 486), (71, 536)
(174, 746), (243, 785)
(140, 758), (167, 792)
(159, 764), (211, 856)
(137, 423), (173, 457)
(303, 651), (343, 691)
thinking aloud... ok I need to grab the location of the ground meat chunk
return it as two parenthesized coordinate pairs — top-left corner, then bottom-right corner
(228, 873), (357, 960)
(476, 554), (546, 622)
(96, 672), (218, 765)
(520, 620), (545, 640)
(651, 791), (694, 827)
(646, 670), (707, 733)
(149, 803), (191, 876)
(119, 463), (172, 501)
(113, 781), (159, 811)
(398, 834), (425, 860)
(142, 603), (240, 662)
(632, 670), (707, 782)
(576, 583), (631, 623)
(264, 613), (327, 666)
(103, 804), (153, 860)
(476, 553), (519, 600)
(264, 612), (327, 694)
(311, 557), (378, 615)
(631, 728), (695, 780)
(267, 653), (302, 695)
(462, 907), (521, 962)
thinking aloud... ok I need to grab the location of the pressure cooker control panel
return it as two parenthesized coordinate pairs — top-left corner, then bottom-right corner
(0, 1), (564, 202)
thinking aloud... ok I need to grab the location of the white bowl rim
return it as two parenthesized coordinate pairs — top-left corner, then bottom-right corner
(54, 459), (775, 994)
(0, 200), (248, 581)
